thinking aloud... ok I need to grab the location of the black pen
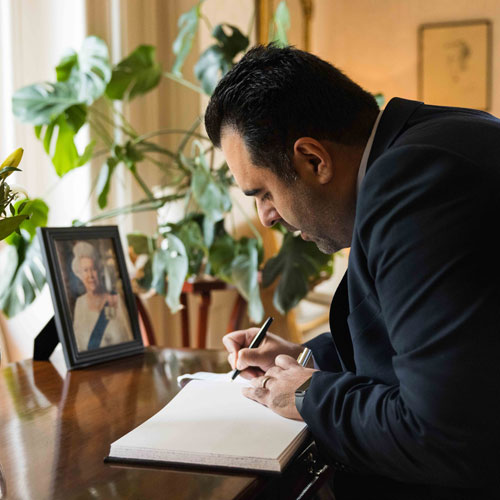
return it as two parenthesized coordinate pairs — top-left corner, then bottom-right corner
(231, 316), (273, 381)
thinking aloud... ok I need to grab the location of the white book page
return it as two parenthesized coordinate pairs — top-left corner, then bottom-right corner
(110, 380), (307, 470)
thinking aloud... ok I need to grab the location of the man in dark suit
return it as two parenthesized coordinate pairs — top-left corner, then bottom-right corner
(205, 44), (500, 498)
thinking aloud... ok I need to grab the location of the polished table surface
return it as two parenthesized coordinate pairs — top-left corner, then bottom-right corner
(0, 347), (331, 500)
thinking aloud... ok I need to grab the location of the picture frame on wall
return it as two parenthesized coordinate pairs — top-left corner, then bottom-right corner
(418, 19), (492, 110)
(38, 226), (143, 369)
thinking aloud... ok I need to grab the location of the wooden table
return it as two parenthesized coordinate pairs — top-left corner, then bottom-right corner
(0, 347), (332, 500)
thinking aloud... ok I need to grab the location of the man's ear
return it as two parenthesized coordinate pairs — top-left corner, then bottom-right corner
(292, 137), (334, 184)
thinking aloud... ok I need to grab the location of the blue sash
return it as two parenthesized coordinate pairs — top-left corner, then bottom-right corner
(87, 301), (110, 350)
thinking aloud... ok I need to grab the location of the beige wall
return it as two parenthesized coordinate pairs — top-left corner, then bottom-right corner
(311, 0), (500, 116)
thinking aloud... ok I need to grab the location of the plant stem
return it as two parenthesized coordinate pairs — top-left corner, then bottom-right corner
(76, 193), (186, 225)
(177, 116), (203, 155)
(90, 106), (136, 139)
(105, 99), (139, 137)
(132, 128), (208, 145)
(164, 72), (206, 96)
(201, 14), (213, 33)
(88, 116), (114, 148)
(129, 167), (154, 200)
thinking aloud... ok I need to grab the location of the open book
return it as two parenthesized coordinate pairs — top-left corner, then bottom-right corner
(107, 378), (309, 473)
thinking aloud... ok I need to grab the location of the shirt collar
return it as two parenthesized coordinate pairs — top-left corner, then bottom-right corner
(357, 109), (384, 193)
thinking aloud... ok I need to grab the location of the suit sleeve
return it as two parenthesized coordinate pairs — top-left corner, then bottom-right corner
(300, 145), (500, 487)
(305, 332), (342, 372)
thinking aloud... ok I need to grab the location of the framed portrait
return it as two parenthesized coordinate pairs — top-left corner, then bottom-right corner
(38, 226), (143, 369)
(418, 20), (492, 110)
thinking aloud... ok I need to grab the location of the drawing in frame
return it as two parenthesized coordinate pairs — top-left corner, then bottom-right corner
(418, 19), (492, 110)
(38, 225), (143, 369)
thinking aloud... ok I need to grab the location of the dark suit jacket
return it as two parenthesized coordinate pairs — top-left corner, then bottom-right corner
(302, 98), (500, 493)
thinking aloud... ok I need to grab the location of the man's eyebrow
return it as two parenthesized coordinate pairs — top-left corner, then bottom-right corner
(243, 188), (262, 197)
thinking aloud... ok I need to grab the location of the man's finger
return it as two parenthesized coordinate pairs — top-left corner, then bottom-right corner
(222, 328), (260, 353)
(228, 352), (236, 369)
(275, 354), (299, 369)
(222, 331), (246, 353)
(238, 367), (264, 380)
(264, 365), (283, 378)
(250, 375), (273, 389)
(236, 347), (267, 370)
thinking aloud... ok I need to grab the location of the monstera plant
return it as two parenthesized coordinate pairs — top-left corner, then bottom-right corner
(5, 0), (334, 323)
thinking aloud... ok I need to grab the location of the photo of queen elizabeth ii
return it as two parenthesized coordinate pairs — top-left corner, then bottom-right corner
(55, 238), (134, 352)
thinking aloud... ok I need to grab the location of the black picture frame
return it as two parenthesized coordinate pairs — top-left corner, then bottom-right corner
(37, 226), (144, 369)
(418, 19), (492, 110)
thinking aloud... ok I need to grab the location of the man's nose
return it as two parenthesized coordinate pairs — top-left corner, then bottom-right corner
(256, 200), (280, 227)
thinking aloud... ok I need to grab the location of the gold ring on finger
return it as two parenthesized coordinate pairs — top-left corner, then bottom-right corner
(261, 375), (272, 389)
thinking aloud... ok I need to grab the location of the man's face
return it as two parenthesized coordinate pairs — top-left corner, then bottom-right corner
(221, 129), (356, 254)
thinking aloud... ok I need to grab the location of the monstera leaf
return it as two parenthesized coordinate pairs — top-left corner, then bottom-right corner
(55, 36), (112, 103)
(0, 198), (49, 318)
(208, 233), (263, 323)
(12, 81), (81, 126)
(262, 231), (333, 314)
(106, 45), (162, 100)
(35, 110), (95, 177)
(230, 238), (264, 323)
(13, 36), (111, 126)
(194, 24), (249, 95)
(14, 37), (110, 176)
(151, 234), (188, 312)
(172, 0), (204, 76)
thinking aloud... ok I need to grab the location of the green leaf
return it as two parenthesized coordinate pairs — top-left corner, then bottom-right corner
(12, 81), (80, 126)
(191, 150), (232, 224)
(172, 1), (204, 76)
(170, 219), (206, 276)
(270, 0), (290, 46)
(65, 104), (87, 133)
(230, 238), (264, 323)
(208, 232), (235, 282)
(56, 49), (78, 82)
(128, 233), (156, 256)
(0, 215), (28, 241)
(0, 236), (46, 318)
(151, 250), (167, 296)
(37, 113), (95, 177)
(194, 24), (249, 95)
(96, 157), (118, 209)
(69, 36), (112, 104)
(5, 198), (49, 245)
(13, 37), (110, 129)
(106, 45), (162, 101)
(0, 166), (21, 179)
(153, 235), (189, 313)
(262, 231), (332, 314)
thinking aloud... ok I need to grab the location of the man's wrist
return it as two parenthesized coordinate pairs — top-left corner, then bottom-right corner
(294, 375), (313, 414)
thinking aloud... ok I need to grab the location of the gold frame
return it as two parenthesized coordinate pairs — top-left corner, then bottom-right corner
(418, 19), (492, 110)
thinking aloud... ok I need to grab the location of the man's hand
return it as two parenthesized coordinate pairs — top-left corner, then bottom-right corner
(223, 328), (303, 379)
(242, 354), (317, 420)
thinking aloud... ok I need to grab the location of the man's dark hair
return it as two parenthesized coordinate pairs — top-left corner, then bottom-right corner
(205, 44), (379, 181)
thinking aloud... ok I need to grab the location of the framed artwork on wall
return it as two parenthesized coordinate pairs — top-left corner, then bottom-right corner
(38, 226), (143, 369)
(418, 19), (492, 110)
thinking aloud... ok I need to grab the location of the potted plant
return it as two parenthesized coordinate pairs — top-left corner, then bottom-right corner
(4, 0), (334, 328)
